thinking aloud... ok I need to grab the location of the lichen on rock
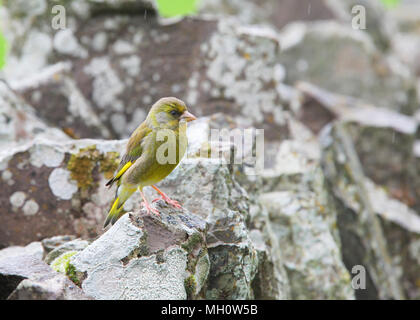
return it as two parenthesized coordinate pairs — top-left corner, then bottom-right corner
(67, 145), (119, 191)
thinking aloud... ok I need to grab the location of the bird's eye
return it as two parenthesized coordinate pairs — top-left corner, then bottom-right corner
(170, 110), (179, 117)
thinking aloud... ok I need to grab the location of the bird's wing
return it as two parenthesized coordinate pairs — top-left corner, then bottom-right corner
(105, 121), (152, 187)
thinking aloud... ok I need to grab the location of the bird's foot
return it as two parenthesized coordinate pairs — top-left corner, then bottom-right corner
(152, 196), (182, 209)
(141, 201), (160, 215)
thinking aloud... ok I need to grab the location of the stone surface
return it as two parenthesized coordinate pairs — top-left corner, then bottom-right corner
(183, 114), (291, 299)
(248, 208), (291, 300)
(392, 32), (420, 77)
(0, 137), (126, 247)
(259, 135), (354, 300)
(154, 157), (260, 299)
(321, 122), (420, 299)
(2, 0), (295, 140)
(1, 0), (419, 301)
(8, 274), (89, 300)
(260, 191), (354, 300)
(0, 81), (70, 148)
(198, 0), (398, 51)
(326, 0), (397, 51)
(41, 235), (77, 253)
(198, 0), (335, 30)
(278, 21), (418, 115)
(44, 238), (90, 264)
(0, 242), (46, 292)
(13, 68), (113, 139)
(0, 241), (88, 299)
(296, 82), (419, 211)
(70, 205), (208, 300)
(390, 0), (420, 33)
(344, 115), (418, 211)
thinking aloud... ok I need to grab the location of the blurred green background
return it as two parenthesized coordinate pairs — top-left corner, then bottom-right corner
(156, 0), (198, 17)
(381, 0), (400, 8)
(0, 32), (5, 70)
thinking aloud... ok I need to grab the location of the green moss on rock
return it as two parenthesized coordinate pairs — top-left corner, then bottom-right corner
(67, 263), (82, 286)
(181, 233), (203, 253)
(51, 250), (78, 274)
(184, 275), (197, 299)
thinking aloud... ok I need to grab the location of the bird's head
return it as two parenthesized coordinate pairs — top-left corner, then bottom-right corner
(147, 97), (197, 130)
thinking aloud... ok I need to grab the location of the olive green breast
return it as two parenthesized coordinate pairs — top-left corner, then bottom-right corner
(124, 127), (187, 187)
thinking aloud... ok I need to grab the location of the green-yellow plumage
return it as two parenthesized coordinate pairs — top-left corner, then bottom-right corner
(104, 97), (196, 227)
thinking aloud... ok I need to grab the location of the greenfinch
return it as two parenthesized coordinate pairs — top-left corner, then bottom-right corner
(103, 97), (197, 227)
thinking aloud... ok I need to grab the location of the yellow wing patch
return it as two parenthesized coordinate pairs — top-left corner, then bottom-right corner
(105, 161), (133, 187)
(115, 161), (132, 180)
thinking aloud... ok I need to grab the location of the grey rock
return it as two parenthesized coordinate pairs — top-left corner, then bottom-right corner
(295, 81), (418, 134)
(162, 115), (297, 300)
(70, 205), (209, 300)
(0, 137), (127, 247)
(198, 0), (396, 51)
(152, 157), (259, 299)
(278, 21), (418, 115)
(249, 225), (291, 300)
(0, 241), (88, 299)
(185, 115), (291, 299)
(12, 69), (113, 139)
(0, 81), (70, 148)
(295, 83), (420, 299)
(198, 0), (335, 30)
(390, 0), (420, 33)
(392, 32), (420, 77)
(260, 191), (354, 300)
(1, 0), (155, 139)
(321, 121), (420, 299)
(1, 0), (417, 301)
(3, 3), (293, 140)
(326, 0), (397, 51)
(367, 179), (420, 300)
(259, 136), (354, 299)
(295, 82), (419, 214)
(0, 253), (45, 299)
(0, 241), (48, 298)
(44, 239), (90, 264)
(8, 275), (89, 300)
(307, 90), (419, 210)
(343, 116), (418, 211)
(0, 241), (44, 262)
(41, 235), (77, 253)
(0, 243), (49, 281)
(247, 190), (291, 300)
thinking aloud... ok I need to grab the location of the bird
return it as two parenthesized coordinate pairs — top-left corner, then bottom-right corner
(103, 97), (197, 228)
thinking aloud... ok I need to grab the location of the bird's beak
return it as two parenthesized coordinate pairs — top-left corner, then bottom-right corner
(180, 111), (197, 122)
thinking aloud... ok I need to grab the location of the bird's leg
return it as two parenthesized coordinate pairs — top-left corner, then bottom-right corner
(139, 189), (159, 215)
(151, 185), (182, 209)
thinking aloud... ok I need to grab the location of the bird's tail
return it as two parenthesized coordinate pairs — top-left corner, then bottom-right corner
(103, 185), (136, 228)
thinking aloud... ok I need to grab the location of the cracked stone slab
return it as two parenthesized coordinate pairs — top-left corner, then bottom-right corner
(321, 122), (420, 299)
(0, 137), (126, 247)
(278, 21), (418, 116)
(70, 204), (208, 300)
(0, 241), (88, 300)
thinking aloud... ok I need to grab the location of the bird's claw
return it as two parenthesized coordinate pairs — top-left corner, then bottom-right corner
(141, 201), (160, 216)
(152, 197), (182, 209)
